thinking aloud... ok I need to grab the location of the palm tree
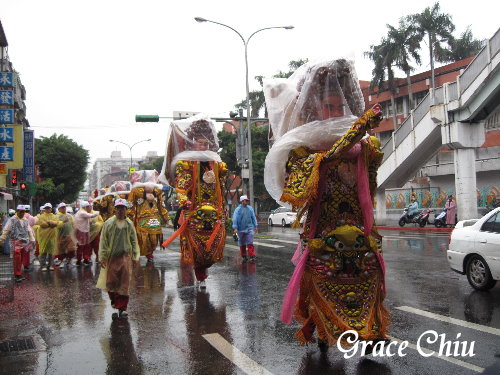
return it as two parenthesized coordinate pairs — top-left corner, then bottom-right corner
(386, 20), (422, 110)
(365, 38), (398, 128)
(446, 26), (484, 61)
(407, 2), (455, 90)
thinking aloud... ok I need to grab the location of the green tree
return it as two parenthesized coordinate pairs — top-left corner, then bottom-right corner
(35, 134), (89, 203)
(386, 20), (422, 110)
(365, 38), (398, 127)
(217, 129), (238, 173)
(446, 26), (484, 61)
(408, 2), (455, 76)
(140, 156), (164, 172)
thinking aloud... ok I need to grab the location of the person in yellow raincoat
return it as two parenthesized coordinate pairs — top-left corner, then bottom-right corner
(55, 202), (77, 267)
(37, 203), (63, 271)
(88, 204), (104, 263)
(127, 170), (169, 262)
(97, 198), (140, 318)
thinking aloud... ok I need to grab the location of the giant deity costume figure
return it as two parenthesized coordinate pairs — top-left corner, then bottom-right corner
(127, 170), (169, 262)
(264, 59), (388, 351)
(161, 115), (227, 287)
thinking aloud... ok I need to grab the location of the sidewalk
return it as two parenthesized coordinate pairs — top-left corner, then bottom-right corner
(0, 253), (14, 303)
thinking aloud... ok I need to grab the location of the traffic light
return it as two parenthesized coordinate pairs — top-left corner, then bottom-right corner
(20, 182), (27, 194)
(11, 169), (17, 185)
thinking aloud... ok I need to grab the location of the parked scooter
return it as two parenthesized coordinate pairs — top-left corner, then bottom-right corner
(434, 208), (447, 228)
(417, 208), (433, 227)
(399, 207), (427, 227)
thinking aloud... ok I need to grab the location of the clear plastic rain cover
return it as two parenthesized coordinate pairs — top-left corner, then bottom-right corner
(159, 113), (221, 185)
(263, 59), (365, 205)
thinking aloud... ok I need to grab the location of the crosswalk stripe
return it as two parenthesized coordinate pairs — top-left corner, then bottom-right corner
(202, 333), (274, 375)
(387, 336), (484, 373)
(396, 306), (500, 336)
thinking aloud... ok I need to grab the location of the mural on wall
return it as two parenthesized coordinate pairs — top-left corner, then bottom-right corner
(384, 186), (499, 209)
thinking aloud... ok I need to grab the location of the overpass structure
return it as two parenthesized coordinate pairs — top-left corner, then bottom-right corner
(375, 28), (500, 223)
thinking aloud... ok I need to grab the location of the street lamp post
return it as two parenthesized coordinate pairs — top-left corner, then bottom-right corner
(194, 17), (293, 208)
(109, 138), (151, 177)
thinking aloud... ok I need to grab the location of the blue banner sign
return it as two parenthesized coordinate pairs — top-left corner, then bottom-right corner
(0, 127), (14, 142)
(0, 89), (13, 104)
(0, 109), (14, 124)
(0, 146), (14, 161)
(0, 72), (14, 87)
(23, 130), (35, 182)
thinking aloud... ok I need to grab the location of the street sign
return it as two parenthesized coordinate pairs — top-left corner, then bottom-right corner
(0, 109), (14, 124)
(23, 130), (35, 182)
(173, 111), (199, 119)
(0, 163), (6, 175)
(0, 72), (14, 87)
(0, 89), (14, 104)
(0, 146), (14, 161)
(0, 127), (14, 142)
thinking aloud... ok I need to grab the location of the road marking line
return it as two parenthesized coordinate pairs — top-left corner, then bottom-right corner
(264, 238), (299, 245)
(202, 333), (274, 375)
(253, 241), (284, 248)
(388, 335), (484, 373)
(396, 306), (500, 336)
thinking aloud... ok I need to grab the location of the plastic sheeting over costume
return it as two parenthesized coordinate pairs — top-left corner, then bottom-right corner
(264, 59), (389, 347)
(161, 115), (227, 271)
(37, 212), (63, 255)
(56, 212), (77, 255)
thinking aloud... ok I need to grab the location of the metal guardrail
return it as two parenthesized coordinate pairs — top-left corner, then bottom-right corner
(448, 82), (458, 101)
(460, 47), (488, 93)
(434, 86), (444, 104)
(381, 138), (393, 161)
(413, 94), (430, 125)
(490, 28), (500, 60)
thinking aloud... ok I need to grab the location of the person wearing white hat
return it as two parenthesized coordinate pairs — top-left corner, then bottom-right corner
(97, 198), (139, 318)
(54, 203), (77, 267)
(38, 203), (63, 271)
(21, 204), (37, 267)
(87, 201), (104, 264)
(232, 195), (258, 262)
(31, 206), (45, 266)
(1, 209), (16, 255)
(74, 200), (99, 266)
(0, 205), (35, 281)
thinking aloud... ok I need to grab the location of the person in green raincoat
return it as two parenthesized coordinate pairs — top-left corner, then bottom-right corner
(37, 203), (63, 271)
(97, 198), (139, 318)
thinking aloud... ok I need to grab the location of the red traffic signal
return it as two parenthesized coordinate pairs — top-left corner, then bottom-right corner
(11, 170), (17, 185)
(20, 182), (27, 190)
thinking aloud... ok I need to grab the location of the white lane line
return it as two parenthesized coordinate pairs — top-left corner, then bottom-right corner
(388, 336), (484, 373)
(396, 306), (500, 336)
(202, 333), (274, 375)
(264, 238), (299, 245)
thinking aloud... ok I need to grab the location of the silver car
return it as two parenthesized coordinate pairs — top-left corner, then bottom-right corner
(268, 207), (298, 227)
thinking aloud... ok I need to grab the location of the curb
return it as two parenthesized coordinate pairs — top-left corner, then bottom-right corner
(378, 226), (453, 232)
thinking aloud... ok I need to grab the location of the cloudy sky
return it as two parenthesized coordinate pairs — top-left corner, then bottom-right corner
(1, 0), (498, 169)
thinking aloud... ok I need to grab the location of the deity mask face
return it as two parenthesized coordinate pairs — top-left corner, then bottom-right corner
(193, 204), (218, 231)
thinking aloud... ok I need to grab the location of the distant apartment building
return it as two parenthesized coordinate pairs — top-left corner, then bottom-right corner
(88, 150), (159, 191)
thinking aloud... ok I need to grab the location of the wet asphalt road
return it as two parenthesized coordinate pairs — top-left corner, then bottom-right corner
(1, 226), (500, 375)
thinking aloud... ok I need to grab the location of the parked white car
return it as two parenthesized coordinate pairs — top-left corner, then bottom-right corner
(447, 207), (500, 290)
(268, 207), (299, 227)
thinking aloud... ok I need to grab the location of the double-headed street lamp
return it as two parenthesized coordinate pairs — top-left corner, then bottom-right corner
(194, 17), (294, 208)
(109, 138), (151, 177)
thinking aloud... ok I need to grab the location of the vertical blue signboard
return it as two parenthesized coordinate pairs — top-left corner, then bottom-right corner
(0, 146), (14, 161)
(0, 127), (14, 142)
(0, 109), (14, 124)
(23, 130), (35, 182)
(0, 89), (13, 104)
(0, 72), (14, 87)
